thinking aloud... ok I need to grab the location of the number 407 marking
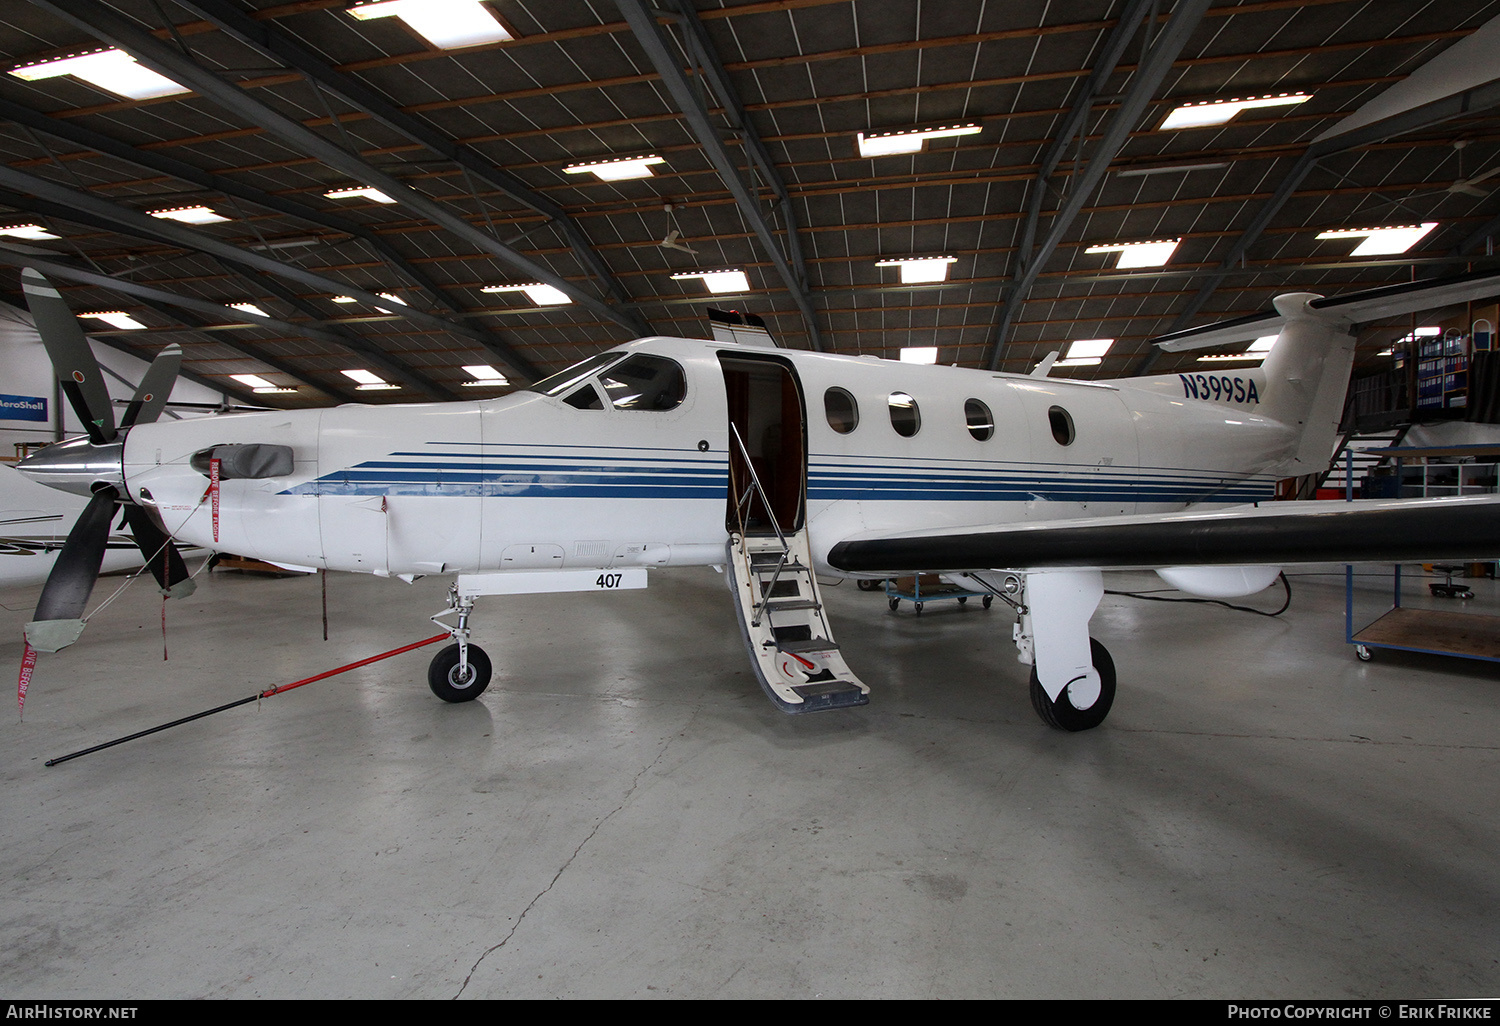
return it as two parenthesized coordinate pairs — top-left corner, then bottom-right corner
(595, 573), (625, 589)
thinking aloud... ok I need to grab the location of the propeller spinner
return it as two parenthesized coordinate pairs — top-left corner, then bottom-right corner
(16, 268), (195, 653)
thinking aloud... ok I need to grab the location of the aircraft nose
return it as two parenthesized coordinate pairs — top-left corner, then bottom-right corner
(16, 436), (125, 497)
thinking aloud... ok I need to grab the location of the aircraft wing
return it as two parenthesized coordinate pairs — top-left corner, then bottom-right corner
(824, 496), (1500, 574)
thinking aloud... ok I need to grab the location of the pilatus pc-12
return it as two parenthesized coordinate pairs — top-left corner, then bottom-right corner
(17, 267), (1500, 730)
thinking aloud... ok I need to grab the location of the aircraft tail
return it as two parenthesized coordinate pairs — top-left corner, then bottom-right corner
(1151, 269), (1500, 479)
(1255, 293), (1356, 476)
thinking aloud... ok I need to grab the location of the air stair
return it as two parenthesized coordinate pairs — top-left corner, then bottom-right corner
(724, 426), (869, 713)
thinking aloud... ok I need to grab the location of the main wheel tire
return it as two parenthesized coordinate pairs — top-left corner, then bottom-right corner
(1029, 638), (1116, 732)
(428, 643), (492, 703)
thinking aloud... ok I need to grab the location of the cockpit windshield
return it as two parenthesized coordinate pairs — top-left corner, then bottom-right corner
(524, 352), (625, 397)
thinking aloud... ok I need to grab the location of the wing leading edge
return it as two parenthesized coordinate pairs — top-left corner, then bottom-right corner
(825, 496), (1500, 574)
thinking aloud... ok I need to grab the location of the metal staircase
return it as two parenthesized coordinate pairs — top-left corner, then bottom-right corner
(724, 423), (868, 713)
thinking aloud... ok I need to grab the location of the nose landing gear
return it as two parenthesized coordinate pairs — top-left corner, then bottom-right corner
(428, 584), (490, 702)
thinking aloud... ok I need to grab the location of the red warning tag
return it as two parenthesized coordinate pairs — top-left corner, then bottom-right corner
(210, 457), (220, 543)
(18, 641), (36, 717)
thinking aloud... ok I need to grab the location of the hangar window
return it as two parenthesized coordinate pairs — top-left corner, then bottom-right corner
(599, 354), (687, 411)
(888, 392), (920, 437)
(965, 398), (993, 441)
(1048, 405), (1075, 446)
(824, 387), (858, 433)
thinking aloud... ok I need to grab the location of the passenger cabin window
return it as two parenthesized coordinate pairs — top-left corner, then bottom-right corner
(965, 398), (993, 441)
(824, 387), (858, 433)
(598, 354), (687, 411)
(888, 392), (920, 437)
(1048, 405), (1075, 446)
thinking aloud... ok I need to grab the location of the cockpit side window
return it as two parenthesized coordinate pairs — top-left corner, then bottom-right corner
(598, 354), (687, 411)
(563, 384), (604, 410)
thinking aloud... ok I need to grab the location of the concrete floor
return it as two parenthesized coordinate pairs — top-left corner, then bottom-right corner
(1, 561), (1497, 999)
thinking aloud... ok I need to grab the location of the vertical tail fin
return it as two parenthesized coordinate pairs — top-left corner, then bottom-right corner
(1257, 293), (1355, 476)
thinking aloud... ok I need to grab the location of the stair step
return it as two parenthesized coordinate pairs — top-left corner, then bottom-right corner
(764, 598), (820, 612)
(777, 637), (840, 656)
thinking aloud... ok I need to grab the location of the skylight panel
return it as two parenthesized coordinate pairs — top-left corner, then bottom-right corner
(1198, 335), (1280, 362)
(671, 270), (750, 294)
(81, 311), (146, 331)
(899, 347), (938, 364)
(1056, 339), (1112, 367)
(857, 123), (981, 157)
(876, 256), (957, 284)
(0, 224), (59, 240)
(1085, 239), (1180, 268)
(229, 302), (268, 317)
(462, 365), (510, 386)
(481, 283), (573, 305)
(9, 48), (189, 100)
(347, 0), (515, 50)
(1159, 93), (1311, 130)
(1316, 222), (1438, 256)
(563, 155), (665, 182)
(231, 374), (296, 394)
(342, 369), (399, 391)
(149, 205), (229, 224)
(325, 186), (396, 204)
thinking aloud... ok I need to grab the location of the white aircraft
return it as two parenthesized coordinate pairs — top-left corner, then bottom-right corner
(15, 268), (1500, 730)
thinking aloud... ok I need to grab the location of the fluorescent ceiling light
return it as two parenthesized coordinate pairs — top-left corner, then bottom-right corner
(374, 292), (409, 313)
(330, 295), (357, 303)
(347, 0), (514, 50)
(462, 364), (510, 386)
(229, 302), (268, 317)
(481, 283), (573, 305)
(9, 48), (190, 101)
(149, 205), (229, 224)
(671, 270), (750, 294)
(1056, 338), (1112, 367)
(899, 347), (938, 364)
(81, 311), (146, 331)
(342, 368), (399, 390)
(1316, 222), (1438, 256)
(231, 374), (295, 394)
(1085, 239), (1180, 268)
(1160, 92), (1311, 130)
(563, 155), (664, 182)
(325, 186), (396, 204)
(876, 256), (957, 284)
(1115, 162), (1229, 178)
(857, 123), (981, 158)
(0, 224), (58, 240)
(1199, 334), (1279, 362)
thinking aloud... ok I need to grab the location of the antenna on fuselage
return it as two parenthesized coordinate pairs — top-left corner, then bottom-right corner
(1030, 351), (1060, 377)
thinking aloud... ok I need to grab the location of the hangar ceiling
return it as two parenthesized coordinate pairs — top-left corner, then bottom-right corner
(2, 0), (1499, 407)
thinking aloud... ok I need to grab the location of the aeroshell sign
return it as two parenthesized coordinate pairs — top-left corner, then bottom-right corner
(0, 394), (47, 422)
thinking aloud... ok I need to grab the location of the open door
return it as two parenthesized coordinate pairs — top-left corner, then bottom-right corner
(719, 354), (806, 535)
(718, 352), (868, 714)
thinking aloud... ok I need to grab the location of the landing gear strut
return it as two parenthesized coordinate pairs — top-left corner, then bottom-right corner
(428, 584), (490, 703)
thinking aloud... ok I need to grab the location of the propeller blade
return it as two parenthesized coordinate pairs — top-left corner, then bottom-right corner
(26, 485), (119, 652)
(120, 504), (196, 600)
(20, 268), (116, 445)
(119, 344), (182, 429)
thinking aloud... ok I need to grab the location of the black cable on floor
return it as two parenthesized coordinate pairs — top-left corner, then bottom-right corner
(1105, 571), (1292, 617)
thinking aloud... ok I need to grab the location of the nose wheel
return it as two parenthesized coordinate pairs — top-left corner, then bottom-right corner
(429, 643), (492, 702)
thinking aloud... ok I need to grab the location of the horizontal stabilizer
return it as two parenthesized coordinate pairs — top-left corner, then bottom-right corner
(826, 496), (1500, 574)
(1153, 268), (1500, 352)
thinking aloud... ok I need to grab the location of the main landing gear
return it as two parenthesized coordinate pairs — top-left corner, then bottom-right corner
(969, 568), (1116, 732)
